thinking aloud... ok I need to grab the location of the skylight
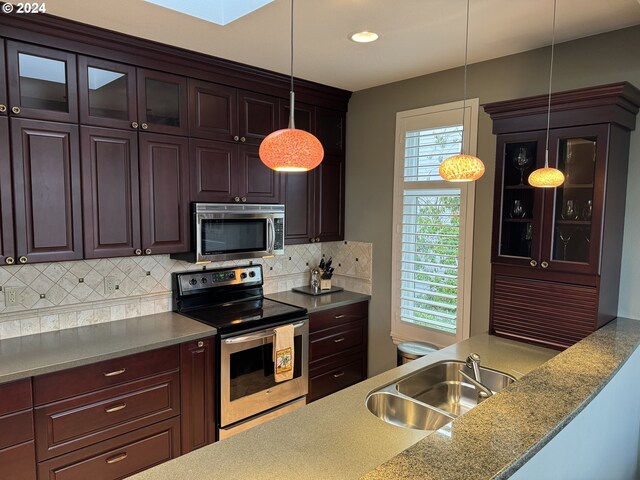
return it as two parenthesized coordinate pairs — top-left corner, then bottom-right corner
(144, 0), (273, 26)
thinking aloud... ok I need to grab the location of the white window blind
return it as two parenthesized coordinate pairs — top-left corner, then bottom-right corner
(392, 100), (478, 347)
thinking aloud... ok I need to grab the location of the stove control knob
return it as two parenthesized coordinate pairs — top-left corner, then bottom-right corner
(189, 278), (198, 286)
(240, 272), (248, 280)
(249, 271), (256, 278)
(201, 277), (208, 284)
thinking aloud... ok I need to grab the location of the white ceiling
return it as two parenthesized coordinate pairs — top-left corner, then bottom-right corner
(45, 0), (640, 91)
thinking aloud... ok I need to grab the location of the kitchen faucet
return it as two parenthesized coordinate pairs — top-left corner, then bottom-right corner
(459, 353), (493, 400)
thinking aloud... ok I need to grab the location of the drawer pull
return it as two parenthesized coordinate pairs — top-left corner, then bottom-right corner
(106, 452), (128, 464)
(103, 368), (126, 377)
(333, 337), (345, 343)
(334, 314), (346, 319)
(333, 371), (345, 378)
(105, 403), (127, 413)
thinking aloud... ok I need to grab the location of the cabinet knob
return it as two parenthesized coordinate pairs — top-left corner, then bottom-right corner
(530, 260), (537, 267)
(11, 106), (20, 115)
(0, 105), (6, 113)
(310, 238), (315, 243)
(131, 121), (139, 129)
(541, 261), (549, 269)
(135, 249), (142, 255)
(316, 237), (320, 242)
(197, 341), (204, 348)
(141, 123), (148, 130)
(241, 197), (247, 203)
(234, 196), (240, 202)
(233, 135), (240, 142)
(5, 256), (14, 265)
(240, 136), (246, 143)
(145, 248), (152, 255)
(18, 256), (27, 264)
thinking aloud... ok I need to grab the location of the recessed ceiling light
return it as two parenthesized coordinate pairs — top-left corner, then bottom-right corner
(350, 31), (379, 43)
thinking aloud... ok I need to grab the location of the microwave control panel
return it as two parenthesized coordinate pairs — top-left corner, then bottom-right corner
(274, 217), (284, 251)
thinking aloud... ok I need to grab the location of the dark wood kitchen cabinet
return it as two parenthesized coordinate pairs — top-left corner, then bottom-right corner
(308, 301), (368, 402)
(237, 90), (279, 146)
(0, 379), (36, 480)
(0, 39), (7, 113)
(81, 127), (141, 258)
(6, 41), (78, 123)
(11, 118), (83, 263)
(139, 133), (190, 254)
(180, 337), (215, 453)
(316, 107), (346, 156)
(484, 82), (640, 350)
(0, 117), (15, 265)
(279, 103), (346, 244)
(189, 139), (280, 204)
(137, 69), (188, 136)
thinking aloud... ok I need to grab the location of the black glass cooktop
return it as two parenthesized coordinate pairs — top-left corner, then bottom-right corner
(179, 298), (306, 334)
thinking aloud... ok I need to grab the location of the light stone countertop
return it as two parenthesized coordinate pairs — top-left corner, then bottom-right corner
(130, 332), (558, 480)
(0, 312), (216, 384)
(266, 289), (370, 313)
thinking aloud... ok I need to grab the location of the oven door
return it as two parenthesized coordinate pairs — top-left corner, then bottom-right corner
(219, 319), (309, 427)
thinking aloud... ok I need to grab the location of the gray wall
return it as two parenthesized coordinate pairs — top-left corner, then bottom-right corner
(345, 26), (640, 376)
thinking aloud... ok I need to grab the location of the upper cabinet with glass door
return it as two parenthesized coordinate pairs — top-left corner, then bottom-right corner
(6, 41), (78, 122)
(137, 69), (188, 136)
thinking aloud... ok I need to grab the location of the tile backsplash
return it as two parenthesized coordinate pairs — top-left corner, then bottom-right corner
(0, 241), (372, 339)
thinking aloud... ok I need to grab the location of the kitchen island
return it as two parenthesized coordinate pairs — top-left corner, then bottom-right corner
(130, 317), (640, 480)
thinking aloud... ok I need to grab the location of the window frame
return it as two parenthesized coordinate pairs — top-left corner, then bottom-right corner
(391, 99), (479, 347)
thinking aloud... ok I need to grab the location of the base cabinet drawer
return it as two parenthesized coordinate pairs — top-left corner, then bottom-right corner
(0, 441), (37, 480)
(0, 409), (34, 449)
(35, 371), (180, 460)
(310, 321), (365, 360)
(308, 353), (366, 403)
(37, 418), (181, 480)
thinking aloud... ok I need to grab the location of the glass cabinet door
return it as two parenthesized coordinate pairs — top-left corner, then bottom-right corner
(492, 133), (545, 266)
(137, 69), (188, 135)
(6, 41), (78, 122)
(78, 57), (137, 130)
(541, 125), (607, 274)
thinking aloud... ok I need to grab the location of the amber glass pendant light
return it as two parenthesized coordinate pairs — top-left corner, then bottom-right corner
(259, 0), (324, 172)
(528, 0), (565, 188)
(439, 0), (485, 183)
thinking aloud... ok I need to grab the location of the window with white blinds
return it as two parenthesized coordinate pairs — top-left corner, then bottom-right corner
(392, 100), (478, 347)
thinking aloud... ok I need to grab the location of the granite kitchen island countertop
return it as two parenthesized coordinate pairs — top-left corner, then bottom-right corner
(265, 289), (370, 313)
(132, 317), (640, 480)
(0, 312), (216, 383)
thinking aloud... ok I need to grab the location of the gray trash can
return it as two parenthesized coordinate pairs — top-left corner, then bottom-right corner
(397, 341), (439, 366)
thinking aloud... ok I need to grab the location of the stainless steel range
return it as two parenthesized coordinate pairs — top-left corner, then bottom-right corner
(172, 265), (308, 439)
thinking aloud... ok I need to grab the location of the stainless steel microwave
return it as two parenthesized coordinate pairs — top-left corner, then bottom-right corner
(172, 203), (285, 264)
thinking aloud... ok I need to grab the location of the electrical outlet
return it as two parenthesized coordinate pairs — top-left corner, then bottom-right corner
(4, 287), (19, 306)
(104, 277), (117, 295)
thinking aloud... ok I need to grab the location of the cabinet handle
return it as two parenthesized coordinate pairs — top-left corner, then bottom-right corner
(11, 106), (20, 115)
(0, 105), (6, 113)
(234, 196), (240, 202)
(135, 249), (142, 255)
(105, 403), (127, 413)
(197, 341), (204, 348)
(103, 368), (126, 377)
(5, 257), (14, 265)
(335, 314), (346, 319)
(105, 452), (128, 464)
(145, 248), (152, 255)
(141, 123), (148, 130)
(333, 371), (345, 378)
(529, 260), (537, 267)
(316, 237), (320, 242)
(131, 121), (139, 129)
(241, 197), (247, 202)
(541, 261), (549, 269)
(18, 256), (27, 264)
(310, 238), (315, 243)
(333, 337), (345, 343)
(240, 136), (246, 143)
(233, 135), (240, 142)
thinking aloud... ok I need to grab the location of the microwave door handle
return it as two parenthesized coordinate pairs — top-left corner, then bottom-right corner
(224, 321), (306, 344)
(267, 217), (275, 253)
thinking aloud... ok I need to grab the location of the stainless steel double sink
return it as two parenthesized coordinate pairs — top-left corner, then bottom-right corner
(366, 360), (516, 430)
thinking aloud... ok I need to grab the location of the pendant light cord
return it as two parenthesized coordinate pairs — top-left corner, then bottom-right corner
(544, 0), (557, 167)
(288, 0), (296, 129)
(458, 0), (470, 154)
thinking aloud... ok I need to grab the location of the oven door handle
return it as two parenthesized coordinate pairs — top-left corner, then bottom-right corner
(224, 321), (306, 344)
